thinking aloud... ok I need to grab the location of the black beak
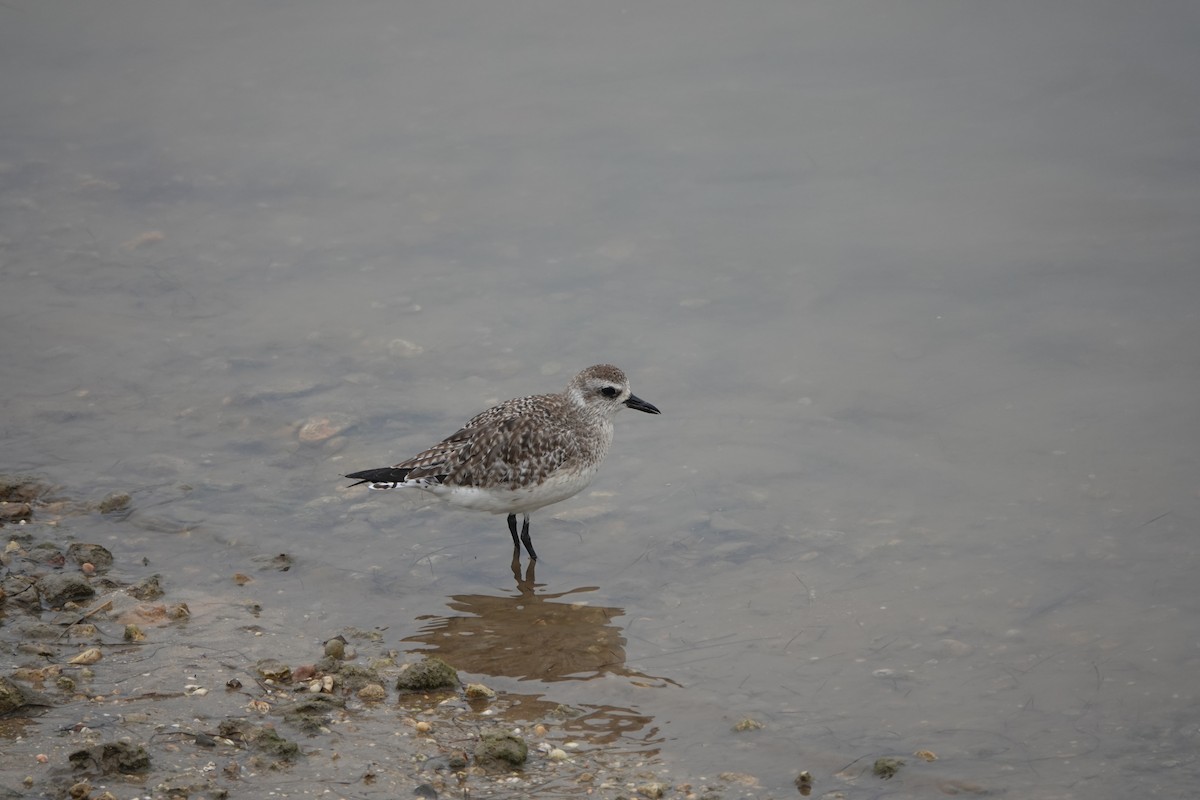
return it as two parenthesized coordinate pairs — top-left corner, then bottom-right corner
(624, 393), (661, 414)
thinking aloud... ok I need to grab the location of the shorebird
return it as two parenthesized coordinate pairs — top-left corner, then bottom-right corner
(344, 364), (660, 560)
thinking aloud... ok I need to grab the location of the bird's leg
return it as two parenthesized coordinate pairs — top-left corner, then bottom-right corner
(519, 514), (538, 561)
(507, 514), (521, 551)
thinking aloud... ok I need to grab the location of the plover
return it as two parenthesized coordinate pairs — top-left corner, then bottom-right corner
(344, 364), (660, 560)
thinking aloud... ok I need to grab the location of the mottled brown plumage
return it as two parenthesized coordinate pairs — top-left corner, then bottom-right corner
(345, 364), (660, 560)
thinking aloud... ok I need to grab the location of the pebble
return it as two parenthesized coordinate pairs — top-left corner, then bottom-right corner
(298, 414), (355, 444)
(358, 683), (387, 702)
(465, 682), (496, 700)
(0, 502), (32, 521)
(324, 637), (346, 659)
(255, 659), (292, 682)
(37, 573), (96, 607)
(68, 648), (102, 665)
(934, 638), (974, 658)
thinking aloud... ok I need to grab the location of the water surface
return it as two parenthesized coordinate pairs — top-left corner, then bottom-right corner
(3, 2), (1199, 796)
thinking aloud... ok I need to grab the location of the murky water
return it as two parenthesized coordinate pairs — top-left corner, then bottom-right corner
(3, 2), (1199, 797)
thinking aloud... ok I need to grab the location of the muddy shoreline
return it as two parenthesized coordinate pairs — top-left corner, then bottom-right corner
(2, 476), (807, 800)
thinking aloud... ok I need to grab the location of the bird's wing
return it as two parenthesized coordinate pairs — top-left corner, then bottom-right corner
(403, 411), (577, 489)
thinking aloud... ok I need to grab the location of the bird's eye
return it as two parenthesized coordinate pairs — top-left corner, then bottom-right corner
(600, 386), (619, 398)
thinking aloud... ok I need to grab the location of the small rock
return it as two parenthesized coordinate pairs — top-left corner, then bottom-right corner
(396, 656), (458, 692)
(794, 770), (814, 795)
(251, 727), (300, 760)
(68, 742), (151, 775)
(464, 682), (496, 700)
(66, 623), (97, 638)
(298, 414), (355, 444)
(0, 501), (32, 522)
(2, 575), (41, 608)
(335, 663), (384, 692)
(30, 542), (66, 566)
(357, 683), (387, 702)
(67, 543), (113, 570)
(637, 782), (667, 799)
(934, 638), (973, 658)
(474, 730), (528, 767)
(37, 573), (95, 607)
(0, 476), (54, 503)
(255, 659), (292, 682)
(0, 676), (35, 714)
(873, 757), (905, 779)
(95, 492), (132, 514)
(68, 648), (103, 665)
(324, 636), (346, 659)
(126, 574), (164, 600)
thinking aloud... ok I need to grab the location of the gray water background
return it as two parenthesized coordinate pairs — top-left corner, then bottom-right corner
(3, 2), (1199, 796)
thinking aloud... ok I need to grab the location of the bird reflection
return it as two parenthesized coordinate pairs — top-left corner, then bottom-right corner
(404, 554), (674, 686)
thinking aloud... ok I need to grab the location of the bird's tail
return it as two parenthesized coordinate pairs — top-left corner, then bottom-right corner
(344, 466), (413, 489)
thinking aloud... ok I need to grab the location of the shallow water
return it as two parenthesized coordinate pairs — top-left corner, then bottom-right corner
(3, 1), (1199, 797)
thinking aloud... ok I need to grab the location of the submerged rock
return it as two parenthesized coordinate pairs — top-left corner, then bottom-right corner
(95, 492), (132, 514)
(37, 573), (95, 607)
(126, 574), (164, 600)
(873, 757), (905, 779)
(335, 663), (383, 692)
(281, 694), (346, 733)
(0, 501), (32, 522)
(1, 575), (40, 608)
(251, 727), (301, 760)
(0, 676), (32, 714)
(67, 543), (114, 570)
(217, 719), (300, 760)
(68, 742), (151, 775)
(474, 730), (528, 768)
(298, 413), (355, 444)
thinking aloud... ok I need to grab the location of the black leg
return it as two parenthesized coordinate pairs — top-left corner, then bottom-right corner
(507, 514), (521, 550)
(519, 514), (538, 561)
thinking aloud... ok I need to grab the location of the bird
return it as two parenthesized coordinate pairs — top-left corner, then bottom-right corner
(344, 364), (660, 560)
